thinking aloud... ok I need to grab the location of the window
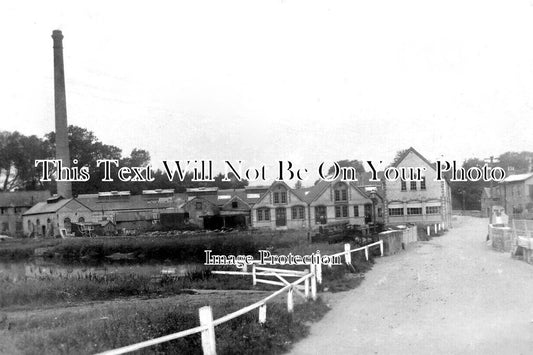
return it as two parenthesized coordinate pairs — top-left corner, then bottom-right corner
(335, 205), (348, 218)
(426, 206), (441, 214)
(410, 181), (417, 190)
(257, 208), (270, 221)
(78, 217), (85, 223)
(389, 208), (404, 216)
(273, 191), (287, 204)
(291, 206), (305, 220)
(195, 202), (203, 210)
(231, 201), (238, 208)
(420, 177), (426, 190)
(0, 208), (5, 215)
(334, 183), (348, 202)
(353, 205), (359, 217)
(407, 207), (422, 215)
(401, 181), (407, 191)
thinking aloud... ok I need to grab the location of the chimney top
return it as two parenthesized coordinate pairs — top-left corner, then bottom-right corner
(52, 30), (63, 47)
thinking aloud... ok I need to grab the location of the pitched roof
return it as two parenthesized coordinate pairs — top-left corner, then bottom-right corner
(292, 179), (372, 204)
(76, 193), (185, 212)
(0, 190), (51, 208)
(23, 198), (85, 216)
(392, 147), (435, 170)
(502, 172), (533, 183)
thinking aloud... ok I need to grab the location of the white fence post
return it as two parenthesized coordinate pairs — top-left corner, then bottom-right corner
(304, 275), (309, 299)
(252, 264), (256, 286)
(287, 287), (294, 313)
(344, 243), (352, 265)
(199, 306), (217, 355)
(379, 240), (384, 256)
(316, 252), (322, 285)
(364, 245), (369, 261)
(311, 264), (317, 301)
(258, 304), (267, 324)
(427, 225), (430, 236)
(434, 224), (437, 234)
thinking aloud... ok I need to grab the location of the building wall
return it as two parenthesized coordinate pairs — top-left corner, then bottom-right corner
(501, 177), (533, 217)
(182, 198), (219, 229)
(252, 183), (308, 230)
(308, 184), (372, 230)
(0, 206), (29, 236)
(384, 150), (452, 228)
(23, 201), (93, 237)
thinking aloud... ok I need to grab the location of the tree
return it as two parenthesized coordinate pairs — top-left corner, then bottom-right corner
(497, 151), (533, 174)
(0, 131), (52, 191)
(45, 125), (123, 195)
(390, 149), (409, 167)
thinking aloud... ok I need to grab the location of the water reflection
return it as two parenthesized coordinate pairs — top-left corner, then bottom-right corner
(0, 260), (206, 282)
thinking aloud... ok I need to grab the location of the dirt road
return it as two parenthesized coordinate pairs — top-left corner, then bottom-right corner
(290, 216), (533, 355)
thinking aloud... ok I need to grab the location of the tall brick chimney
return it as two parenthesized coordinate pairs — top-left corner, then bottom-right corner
(52, 30), (72, 198)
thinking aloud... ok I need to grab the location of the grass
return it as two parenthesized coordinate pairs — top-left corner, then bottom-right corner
(6, 294), (330, 355)
(0, 230), (378, 354)
(0, 271), (255, 309)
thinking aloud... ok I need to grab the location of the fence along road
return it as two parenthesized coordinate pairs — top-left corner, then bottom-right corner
(289, 216), (533, 355)
(96, 240), (384, 355)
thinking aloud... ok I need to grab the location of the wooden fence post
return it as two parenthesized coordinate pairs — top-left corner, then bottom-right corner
(427, 225), (430, 236)
(259, 304), (267, 324)
(304, 275), (309, 299)
(252, 264), (256, 286)
(311, 264), (317, 301)
(379, 240), (384, 256)
(287, 287), (294, 313)
(316, 251), (322, 284)
(199, 306), (217, 355)
(364, 245), (369, 261)
(434, 224), (437, 234)
(344, 243), (351, 265)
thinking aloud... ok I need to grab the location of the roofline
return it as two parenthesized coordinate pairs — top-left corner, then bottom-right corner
(392, 147), (435, 171)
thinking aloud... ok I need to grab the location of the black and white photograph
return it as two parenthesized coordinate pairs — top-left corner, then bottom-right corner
(1, 1), (533, 354)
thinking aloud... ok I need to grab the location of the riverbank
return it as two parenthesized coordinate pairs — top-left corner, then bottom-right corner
(0, 231), (378, 354)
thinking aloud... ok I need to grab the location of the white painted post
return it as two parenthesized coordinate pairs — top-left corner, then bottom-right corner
(304, 276), (309, 299)
(344, 243), (351, 265)
(427, 225), (430, 236)
(259, 303), (267, 324)
(199, 306), (217, 355)
(316, 251), (322, 284)
(364, 245), (369, 261)
(242, 263), (248, 273)
(287, 287), (294, 313)
(328, 258), (333, 268)
(311, 264), (317, 301)
(252, 264), (256, 286)
(434, 224), (437, 234)
(379, 240), (384, 256)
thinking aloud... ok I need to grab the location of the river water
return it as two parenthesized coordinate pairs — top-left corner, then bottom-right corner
(0, 260), (206, 282)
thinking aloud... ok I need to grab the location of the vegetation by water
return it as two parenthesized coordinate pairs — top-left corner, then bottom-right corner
(0, 230), (377, 354)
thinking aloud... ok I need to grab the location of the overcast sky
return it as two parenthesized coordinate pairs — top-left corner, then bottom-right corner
(1, 0), (533, 184)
